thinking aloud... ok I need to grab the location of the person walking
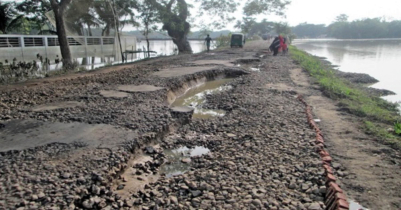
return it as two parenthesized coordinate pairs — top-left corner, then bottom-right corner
(204, 34), (212, 52)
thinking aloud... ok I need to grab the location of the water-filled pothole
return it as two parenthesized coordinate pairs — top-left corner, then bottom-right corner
(171, 78), (233, 119)
(349, 200), (369, 210)
(161, 146), (210, 178)
(250, 67), (260, 72)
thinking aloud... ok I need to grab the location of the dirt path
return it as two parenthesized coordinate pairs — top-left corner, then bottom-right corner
(290, 68), (401, 209)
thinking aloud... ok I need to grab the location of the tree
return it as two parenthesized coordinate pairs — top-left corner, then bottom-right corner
(248, 19), (275, 36)
(335, 14), (349, 23)
(274, 22), (291, 35)
(147, 0), (289, 53)
(16, 1), (55, 34)
(63, 0), (106, 37)
(243, 0), (290, 17)
(291, 23), (327, 38)
(49, 0), (73, 69)
(137, 0), (158, 58)
(147, 0), (192, 53)
(0, 2), (25, 34)
(234, 17), (256, 34)
(93, 0), (138, 36)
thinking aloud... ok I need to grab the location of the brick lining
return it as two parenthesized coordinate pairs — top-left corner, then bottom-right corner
(297, 95), (350, 210)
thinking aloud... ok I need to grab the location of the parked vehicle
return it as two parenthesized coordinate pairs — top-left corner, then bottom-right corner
(230, 33), (246, 48)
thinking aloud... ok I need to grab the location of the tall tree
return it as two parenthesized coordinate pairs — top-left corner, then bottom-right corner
(137, 0), (158, 58)
(0, 2), (25, 34)
(49, 0), (73, 68)
(335, 14), (349, 23)
(147, 0), (192, 53)
(64, 0), (101, 36)
(93, 0), (138, 36)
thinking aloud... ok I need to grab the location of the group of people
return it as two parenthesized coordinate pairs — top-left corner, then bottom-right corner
(269, 35), (288, 56)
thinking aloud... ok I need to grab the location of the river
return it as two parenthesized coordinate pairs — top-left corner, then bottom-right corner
(292, 39), (401, 107)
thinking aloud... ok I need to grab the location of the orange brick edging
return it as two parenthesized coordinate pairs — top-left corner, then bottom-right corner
(297, 95), (350, 210)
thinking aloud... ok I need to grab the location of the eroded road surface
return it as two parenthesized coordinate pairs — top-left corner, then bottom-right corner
(1, 41), (400, 210)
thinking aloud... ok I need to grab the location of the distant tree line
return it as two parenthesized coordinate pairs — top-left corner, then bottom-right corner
(292, 14), (401, 39)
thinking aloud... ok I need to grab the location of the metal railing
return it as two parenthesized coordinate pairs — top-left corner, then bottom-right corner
(0, 35), (136, 64)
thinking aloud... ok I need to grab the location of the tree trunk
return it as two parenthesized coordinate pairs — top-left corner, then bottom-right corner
(146, 38), (150, 58)
(163, 22), (192, 53)
(172, 36), (191, 53)
(152, 0), (192, 53)
(51, 1), (73, 69)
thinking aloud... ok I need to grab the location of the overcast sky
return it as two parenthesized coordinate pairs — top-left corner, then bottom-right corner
(189, 0), (401, 30)
(281, 0), (401, 26)
(14, 0), (401, 30)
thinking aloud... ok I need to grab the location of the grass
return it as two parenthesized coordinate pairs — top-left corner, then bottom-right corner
(289, 46), (401, 148)
(364, 121), (401, 149)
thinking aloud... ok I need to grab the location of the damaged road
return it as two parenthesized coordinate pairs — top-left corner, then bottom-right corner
(0, 41), (400, 210)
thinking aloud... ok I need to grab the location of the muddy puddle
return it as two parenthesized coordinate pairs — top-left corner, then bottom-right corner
(171, 78), (233, 119)
(161, 146), (210, 178)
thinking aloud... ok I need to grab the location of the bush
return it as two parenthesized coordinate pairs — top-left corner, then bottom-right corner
(214, 33), (231, 48)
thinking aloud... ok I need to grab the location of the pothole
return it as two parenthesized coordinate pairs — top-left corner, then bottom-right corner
(250, 67), (260, 72)
(31, 101), (83, 112)
(161, 146), (210, 178)
(117, 85), (164, 93)
(171, 78), (233, 119)
(99, 90), (130, 98)
(186, 60), (235, 67)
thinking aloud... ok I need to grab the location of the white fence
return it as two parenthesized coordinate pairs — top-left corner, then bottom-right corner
(0, 35), (137, 65)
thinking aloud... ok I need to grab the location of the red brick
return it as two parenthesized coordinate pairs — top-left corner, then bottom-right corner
(320, 150), (329, 157)
(323, 165), (333, 174)
(329, 182), (343, 193)
(323, 156), (332, 163)
(336, 192), (347, 201)
(337, 199), (350, 209)
(326, 174), (336, 182)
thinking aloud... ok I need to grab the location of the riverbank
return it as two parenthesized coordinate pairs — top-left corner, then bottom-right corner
(0, 41), (400, 210)
(290, 46), (401, 148)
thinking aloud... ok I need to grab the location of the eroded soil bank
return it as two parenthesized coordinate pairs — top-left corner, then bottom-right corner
(0, 41), (400, 210)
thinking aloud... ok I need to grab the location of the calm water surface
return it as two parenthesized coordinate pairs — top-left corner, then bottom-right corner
(292, 39), (401, 106)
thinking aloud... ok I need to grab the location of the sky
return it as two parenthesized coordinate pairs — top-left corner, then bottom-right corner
(184, 0), (401, 31)
(281, 0), (401, 26)
(13, 0), (401, 31)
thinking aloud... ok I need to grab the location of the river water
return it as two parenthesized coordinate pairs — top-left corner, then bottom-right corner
(292, 39), (401, 107)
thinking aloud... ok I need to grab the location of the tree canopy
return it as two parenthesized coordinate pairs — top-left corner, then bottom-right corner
(0, 2), (26, 34)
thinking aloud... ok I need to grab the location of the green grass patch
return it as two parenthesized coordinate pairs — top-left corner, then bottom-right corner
(290, 46), (401, 148)
(289, 46), (400, 123)
(364, 121), (401, 149)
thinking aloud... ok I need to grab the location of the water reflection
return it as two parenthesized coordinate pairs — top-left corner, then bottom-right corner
(349, 199), (369, 210)
(161, 146), (210, 178)
(293, 39), (401, 107)
(171, 79), (233, 119)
